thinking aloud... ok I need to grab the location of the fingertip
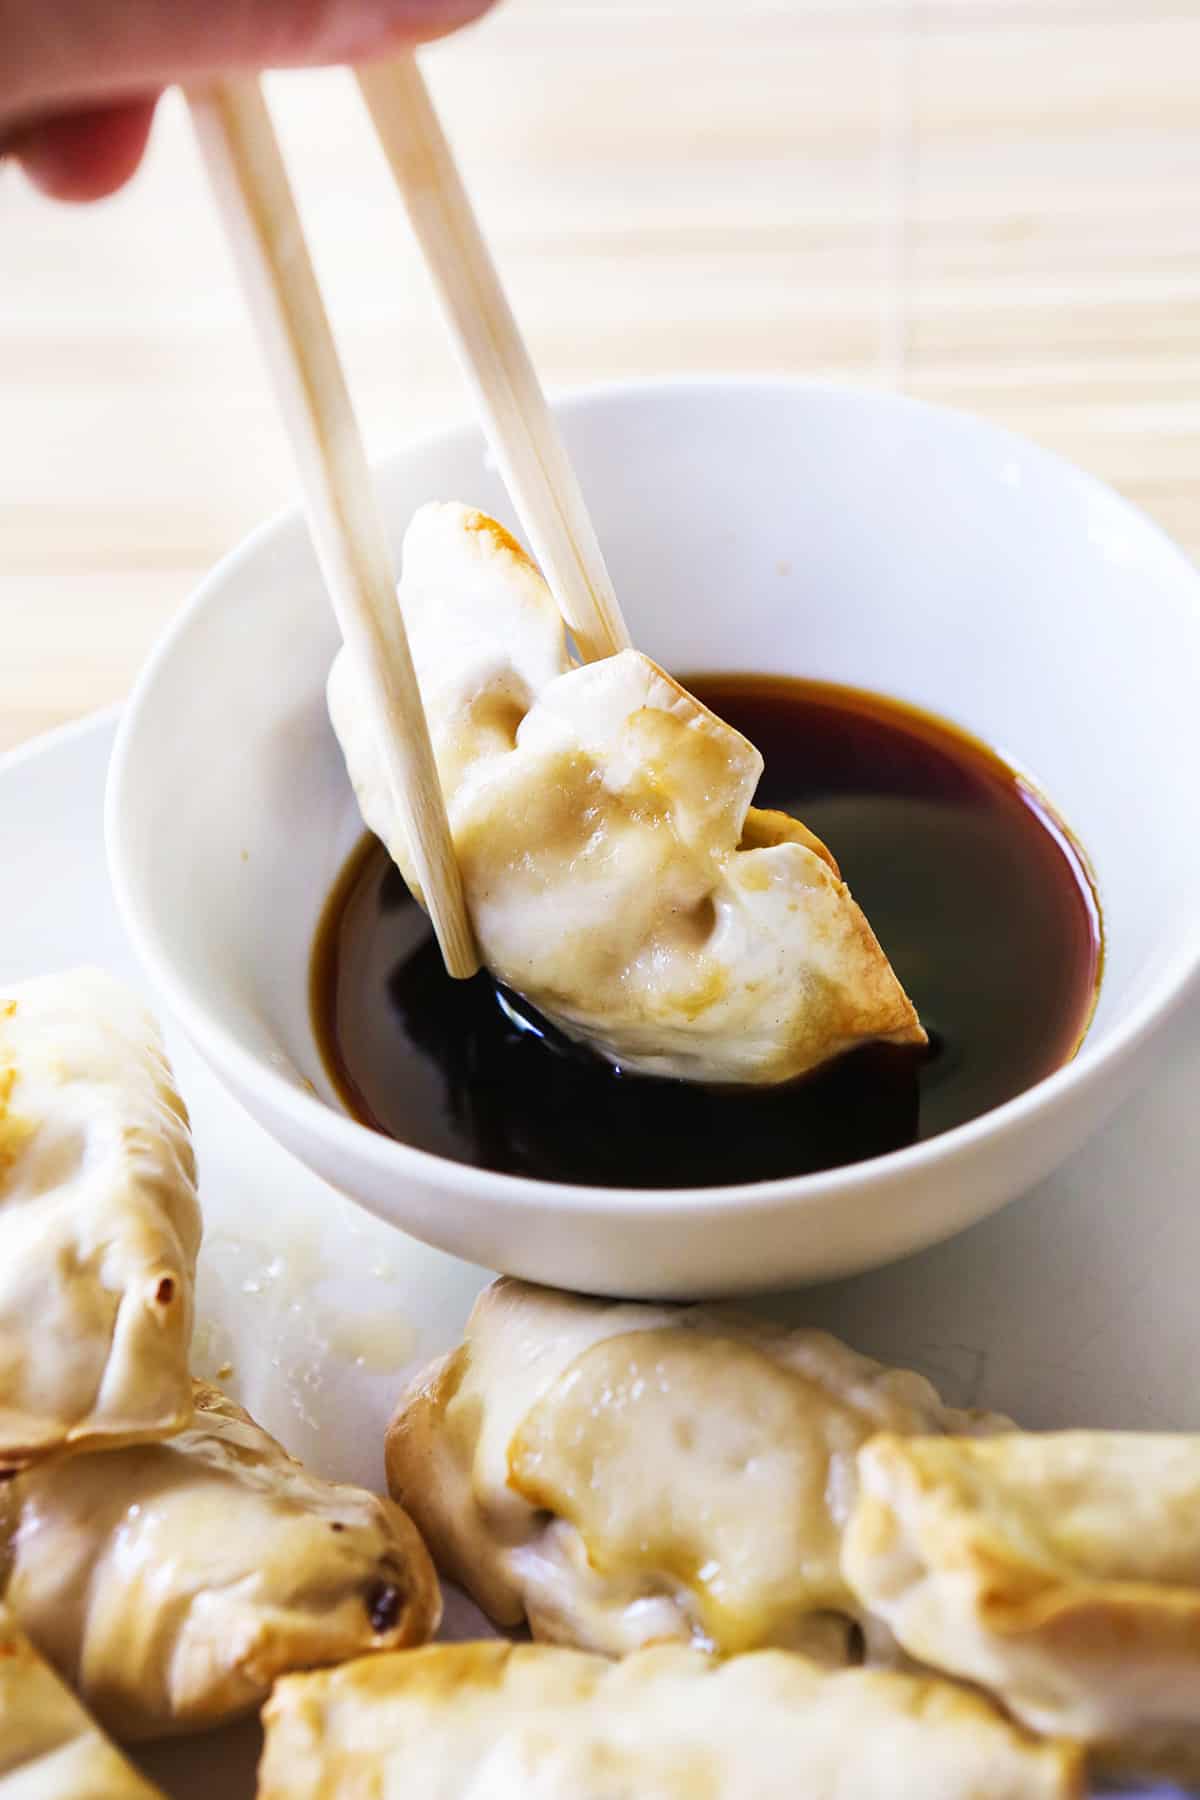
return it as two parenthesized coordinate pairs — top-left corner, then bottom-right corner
(3, 0), (496, 203)
(12, 96), (160, 203)
(393, 0), (497, 44)
(331, 0), (498, 61)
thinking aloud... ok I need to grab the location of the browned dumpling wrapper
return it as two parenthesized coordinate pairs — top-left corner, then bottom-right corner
(329, 502), (923, 1086)
(0, 1603), (165, 1798)
(0, 1383), (440, 1741)
(843, 1431), (1200, 1783)
(0, 969), (201, 1472)
(386, 1279), (1007, 1662)
(258, 1640), (1082, 1800)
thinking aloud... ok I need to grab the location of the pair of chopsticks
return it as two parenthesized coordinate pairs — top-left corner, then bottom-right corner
(188, 60), (633, 979)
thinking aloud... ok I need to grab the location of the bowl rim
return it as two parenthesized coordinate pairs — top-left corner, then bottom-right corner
(106, 373), (1200, 1217)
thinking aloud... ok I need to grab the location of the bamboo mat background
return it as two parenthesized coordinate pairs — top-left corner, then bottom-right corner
(2, 0), (1198, 751)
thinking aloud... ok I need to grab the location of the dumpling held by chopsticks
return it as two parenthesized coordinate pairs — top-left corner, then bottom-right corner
(329, 503), (922, 1086)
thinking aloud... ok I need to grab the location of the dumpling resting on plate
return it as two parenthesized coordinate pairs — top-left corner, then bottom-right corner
(0, 1604), (164, 1799)
(257, 1639), (1082, 1800)
(0, 968), (201, 1472)
(328, 501), (923, 1085)
(0, 1381), (441, 1740)
(385, 1279), (1008, 1663)
(843, 1431), (1200, 1783)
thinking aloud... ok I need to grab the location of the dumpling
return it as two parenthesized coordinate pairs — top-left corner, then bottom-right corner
(328, 502), (923, 1085)
(257, 1639), (1082, 1800)
(843, 1431), (1200, 1782)
(0, 968), (201, 1472)
(0, 1381), (441, 1740)
(385, 1279), (1007, 1662)
(0, 1604), (165, 1799)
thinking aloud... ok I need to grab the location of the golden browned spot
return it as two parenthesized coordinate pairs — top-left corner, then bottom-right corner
(665, 959), (728, 1022)
(0, 1001), (15, 1019)
(795, 895), (924, 1051)
(359, 1640), (514, 1701)
(0, 1060), (32, 1182)
(462, 510), (532, 568)
(154, 1276), (176, 1307)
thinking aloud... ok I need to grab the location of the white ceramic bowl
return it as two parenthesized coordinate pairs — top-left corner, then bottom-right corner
(107, 379), (1200, 1297)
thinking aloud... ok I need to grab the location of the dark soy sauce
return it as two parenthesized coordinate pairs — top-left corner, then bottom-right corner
(311, 676), (1102, 1189)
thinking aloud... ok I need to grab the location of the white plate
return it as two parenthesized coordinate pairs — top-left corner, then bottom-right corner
(4, 710), (1197, 1797)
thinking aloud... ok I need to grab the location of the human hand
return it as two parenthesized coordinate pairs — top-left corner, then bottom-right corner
(1, 0), (493, 201)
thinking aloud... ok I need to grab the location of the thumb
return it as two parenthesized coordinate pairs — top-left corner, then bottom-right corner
(4, 0), (493, 201)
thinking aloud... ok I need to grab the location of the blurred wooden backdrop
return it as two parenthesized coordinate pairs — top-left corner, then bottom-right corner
(2, 0), (1198, 750)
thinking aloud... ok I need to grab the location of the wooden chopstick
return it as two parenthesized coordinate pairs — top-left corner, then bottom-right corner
(357, 56), (633, 667)
(187, 79), (479, 979)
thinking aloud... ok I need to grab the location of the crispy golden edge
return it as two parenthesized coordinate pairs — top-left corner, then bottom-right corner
(740, 805), (840, 877)
(860, 1434), (1200, 1649)
(260, 1641), (1084, 1800)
